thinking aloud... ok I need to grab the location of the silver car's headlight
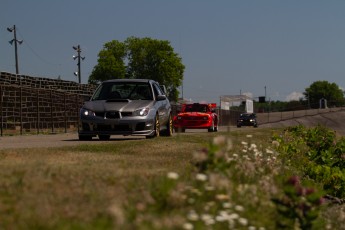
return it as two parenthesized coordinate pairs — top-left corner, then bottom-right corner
(133, 107), (150, 116)
(80, 108), (95, 116)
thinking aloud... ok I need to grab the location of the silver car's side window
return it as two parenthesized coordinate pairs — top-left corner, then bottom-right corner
(153, 83), (164, 98)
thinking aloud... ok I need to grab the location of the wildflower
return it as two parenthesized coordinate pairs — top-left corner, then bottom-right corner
(249, 143), (257, 150)
(215, 194), (230, 201)
(241, 141), (248, 146)
(265, 148), (274, 154)
(167, 172), (179, 180)
(192, 150), (208, 162)
(213, 135), (227, 145)
(246, 134), (253, 138)
(272, 140), (280, 147)
(238, 217), (248, 226)
(228, 213), (239, 220)
(205, 185), (215, 191)
(248, 226), (256, 230)
(234, 205), (244, 212)
(196, 173), (208, 182)
(205, 201), (215, 211)
(222, 202), (232, 209)
(187, 210), (199, 221)
(215, 215), (227, 222)
(201, 214), (215, 225)
(183, 222), (194, 230)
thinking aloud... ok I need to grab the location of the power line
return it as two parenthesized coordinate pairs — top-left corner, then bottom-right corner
(16, 29), (59, 67)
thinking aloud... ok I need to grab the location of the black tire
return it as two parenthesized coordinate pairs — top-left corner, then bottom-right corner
(162, 114), (173, 136)
(99, 135), (110, 140)
(208, 121), (215, 132)
(79, 135), (92, 141)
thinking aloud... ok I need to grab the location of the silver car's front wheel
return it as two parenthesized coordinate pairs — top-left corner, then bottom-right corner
(147, 115), (160, 139)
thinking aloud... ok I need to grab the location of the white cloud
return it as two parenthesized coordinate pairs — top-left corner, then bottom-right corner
(285, 92), (304, 101)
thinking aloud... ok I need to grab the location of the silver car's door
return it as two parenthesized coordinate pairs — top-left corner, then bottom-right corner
(152, 83), (169, 125)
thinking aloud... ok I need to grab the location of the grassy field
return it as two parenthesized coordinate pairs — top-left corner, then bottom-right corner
(0, 128), (343, 229)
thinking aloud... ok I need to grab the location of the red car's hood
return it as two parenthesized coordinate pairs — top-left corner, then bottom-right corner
(177, 112), (211, 116)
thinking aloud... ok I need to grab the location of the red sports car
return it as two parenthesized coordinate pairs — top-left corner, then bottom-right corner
(173, 103), (218, 132)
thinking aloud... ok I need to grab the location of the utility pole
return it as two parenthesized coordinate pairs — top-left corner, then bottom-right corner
(73, 45), (85, 84)
(7, 25), (23, 74)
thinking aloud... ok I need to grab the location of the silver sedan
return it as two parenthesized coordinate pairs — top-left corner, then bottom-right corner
(78, 79), (173, 140)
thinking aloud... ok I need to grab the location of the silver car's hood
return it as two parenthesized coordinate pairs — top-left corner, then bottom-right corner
(83, 99), (154, 112)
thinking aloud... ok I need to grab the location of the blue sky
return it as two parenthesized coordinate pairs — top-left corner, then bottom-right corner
(1, 1), (345, 103)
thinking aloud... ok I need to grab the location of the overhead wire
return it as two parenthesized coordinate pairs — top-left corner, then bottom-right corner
(16, 28), (60, 67)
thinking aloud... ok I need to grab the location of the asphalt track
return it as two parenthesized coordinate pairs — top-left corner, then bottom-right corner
(1, 109), (344, 149)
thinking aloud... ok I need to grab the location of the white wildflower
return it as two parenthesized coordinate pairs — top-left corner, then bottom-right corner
(216, 211), (230, 222)
(201, 214), (215, 225)
(265, 149), (274, 154)
(249, 143), (257, 150)
(246, 134), (253, 138)
(238, 217), (248, 226)
(228, 219), (235, 228)
(213, 135), (226, 145)
(183, 222), (194, 230)
(241, 141), (248, 146)
(228, 213), (239, 220)
(215, 215), (227, 222)
(233, 153), (239, 158)
(248, 226), (256, 230)
(223, 202), (232, 209)
(234, 205), (244, 212)
(187, 210), (199, 221)
(196, 173), (207, 182)
(215, 194), (229, 201)
(242, 149), (248, 153)
(272, 140), (280, 147)
(167, 172), (179, 180)
(205, 185), (215, 191)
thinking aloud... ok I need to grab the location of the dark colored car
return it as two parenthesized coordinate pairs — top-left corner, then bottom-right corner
(237, 113), (258, 128)
(78, 79), (173, 140)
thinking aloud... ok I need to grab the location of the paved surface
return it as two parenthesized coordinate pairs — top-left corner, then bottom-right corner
(1, 109), (344, 149)
(0, 133), (146, 150)
(259, 109), (345, 136)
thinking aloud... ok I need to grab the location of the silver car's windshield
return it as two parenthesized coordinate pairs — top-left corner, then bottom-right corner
(91, 82), (153, 101)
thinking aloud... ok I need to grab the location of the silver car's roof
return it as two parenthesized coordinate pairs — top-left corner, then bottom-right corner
(102, 79), (156, 84)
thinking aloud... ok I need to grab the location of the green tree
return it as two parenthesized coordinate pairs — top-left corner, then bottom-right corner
(89, 40), (127, 83)
(89, 37), (185, 101)
(304, 81), (345, 108)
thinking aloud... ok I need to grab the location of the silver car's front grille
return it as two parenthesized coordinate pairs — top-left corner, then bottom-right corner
(105, 111), (120, 119)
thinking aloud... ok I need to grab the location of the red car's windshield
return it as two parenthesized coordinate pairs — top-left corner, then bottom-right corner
(183, 104), (209, 113)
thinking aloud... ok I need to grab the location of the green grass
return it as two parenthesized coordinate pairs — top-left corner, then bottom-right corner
(0, 128), (342, 229)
